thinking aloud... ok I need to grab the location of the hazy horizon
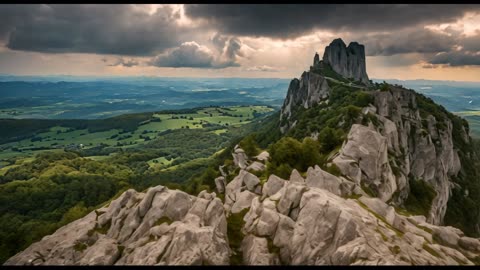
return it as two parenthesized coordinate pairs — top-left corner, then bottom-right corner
(1, 74), (480, 84)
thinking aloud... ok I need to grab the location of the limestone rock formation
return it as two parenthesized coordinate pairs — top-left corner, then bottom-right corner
(331, 86), (466, 225)
(280, 38), (371, 130)
(6, 151), (480, 265)
(255, 151), (270, 162)
(215, 176), (227, 194)
(233, 145), (249, 169)
(333, 124), (397, 202)
(224, 169), (262, 215)
(280, 71), (329, 130)
(5, 187), (230, 266)
(322, 38), (370, 85)
(238, 170), (480, 265)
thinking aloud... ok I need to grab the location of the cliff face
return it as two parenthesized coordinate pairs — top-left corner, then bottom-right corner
(280, 71), (329, 132)
(332, 88), (465, 225)
(322, 38), (370, 85)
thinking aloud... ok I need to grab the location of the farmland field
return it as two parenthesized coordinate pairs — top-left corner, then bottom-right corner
(0, 105), (274, 169)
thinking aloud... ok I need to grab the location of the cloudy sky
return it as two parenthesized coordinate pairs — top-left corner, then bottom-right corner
(1, 4), (480, 81)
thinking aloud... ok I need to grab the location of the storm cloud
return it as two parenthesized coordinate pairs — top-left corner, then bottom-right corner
(0, 4), (479, 72)
(359, 28), (457, 56)
(0, 4), (189, 56)
(429, 51), (480, 66)
(461, 31), (480, 52)
(184, 4), (478, 39)
(149, 41), (240, 69)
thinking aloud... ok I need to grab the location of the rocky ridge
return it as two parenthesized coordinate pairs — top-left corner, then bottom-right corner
(224, 147), (480, 265)
(5, 187), (230, 265)
(6, 147), (480, 265)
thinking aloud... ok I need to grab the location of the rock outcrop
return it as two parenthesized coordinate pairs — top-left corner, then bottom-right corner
(280, 38), (370, 130)
(222, 146), (480, 265)
(333, 124), (398, 202)
(332, 86), (466, 225)
(322, 38), (370, 85)
(238, 169), (480, 265)
(5, 187), (230, 265)
(233, 145), (249, 169)
(280, 71), (330, 127)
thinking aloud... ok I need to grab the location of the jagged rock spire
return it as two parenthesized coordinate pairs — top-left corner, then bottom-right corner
(313, 52), (320, 66)
(322, 38), (370, 85)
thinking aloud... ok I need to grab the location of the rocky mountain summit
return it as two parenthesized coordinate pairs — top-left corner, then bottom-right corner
(5, 38), (480, 265)
(322, 38), (370, 85)
(280, 38), (370, 127)
(280, 39), (474, 228)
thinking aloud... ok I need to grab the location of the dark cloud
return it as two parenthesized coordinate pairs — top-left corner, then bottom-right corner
(211, 33), (229, 51)
(353, 26), (480, 67)
(428, 51), (480, 66)
(360, 28), (457, 56)
(0, 4), (187, 55)
(185, 4), (478, 39)
(224, 38), (243, 59)
(149, 41), (239, 69)
(1, 4), (479, 70)
(108, 58), (140, 67)
(461, 31), (480, 52)
(210, 33), (243, 60)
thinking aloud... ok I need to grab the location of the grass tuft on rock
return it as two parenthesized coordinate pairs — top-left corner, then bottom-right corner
(154, 216), (173, 226)
(227, 208), (249, 265)
(73, 242), (88, 252)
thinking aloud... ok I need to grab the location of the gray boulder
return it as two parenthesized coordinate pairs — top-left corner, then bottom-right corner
(214, 176), (226, 194)
(247, 161), (265, 172)
(233, 146), (249, 169)
(262, 174), (287, 199)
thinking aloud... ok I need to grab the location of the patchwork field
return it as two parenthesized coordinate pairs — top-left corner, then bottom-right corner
(0, 105), (274, 168)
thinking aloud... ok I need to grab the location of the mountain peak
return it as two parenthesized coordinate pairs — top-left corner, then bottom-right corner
(330, 38), (347, 46)
(321, 38), (370, 85)
(313, 52), (320, 66)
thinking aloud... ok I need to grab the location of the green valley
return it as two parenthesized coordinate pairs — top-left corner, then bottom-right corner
(0, 105), (274, 263)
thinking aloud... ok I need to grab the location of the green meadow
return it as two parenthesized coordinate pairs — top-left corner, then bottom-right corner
(0, 105), (274, 168)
